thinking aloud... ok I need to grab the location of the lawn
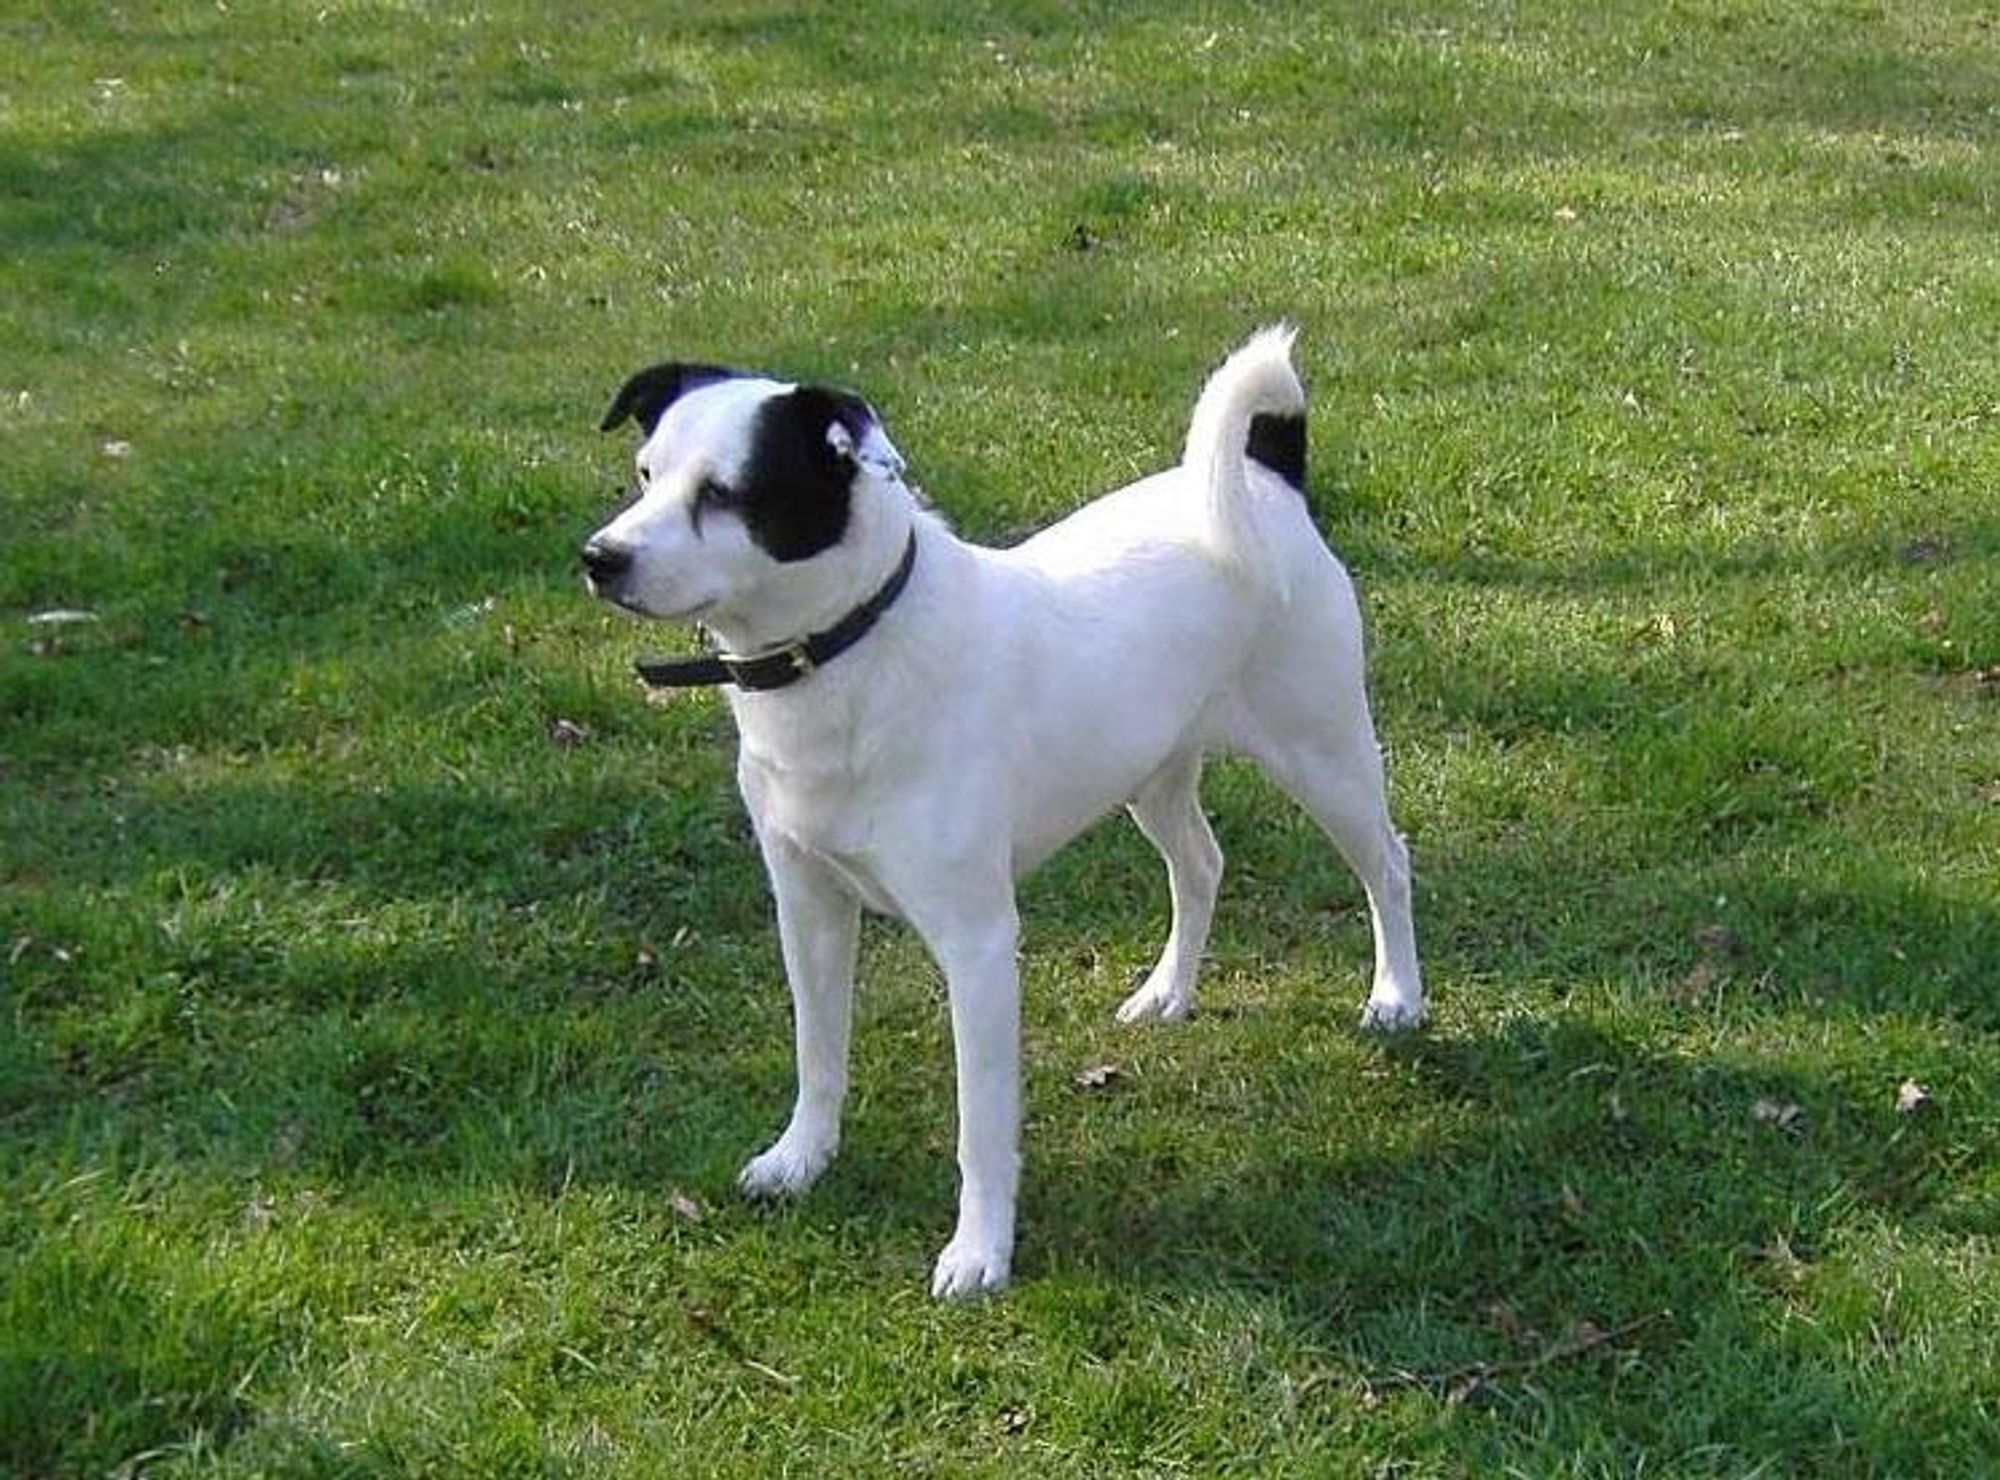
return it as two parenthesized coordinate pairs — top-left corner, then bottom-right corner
(3, 1), (1998, 1473)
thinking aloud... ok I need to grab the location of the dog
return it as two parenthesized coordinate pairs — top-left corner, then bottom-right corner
(583, 328), (1423, 1298)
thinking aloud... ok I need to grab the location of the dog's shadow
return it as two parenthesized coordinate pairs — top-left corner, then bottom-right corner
(792, 976), (1967, 1403)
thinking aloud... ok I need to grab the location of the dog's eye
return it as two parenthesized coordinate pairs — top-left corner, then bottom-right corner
(688, 476), (733, 536)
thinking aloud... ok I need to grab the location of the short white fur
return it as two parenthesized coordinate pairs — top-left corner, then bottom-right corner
(587, 328), (1424, 1298)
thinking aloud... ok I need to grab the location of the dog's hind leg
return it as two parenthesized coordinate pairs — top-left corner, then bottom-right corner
(1117, 748), (1221, 1024)
(1235, 686), (1425, 1031)
(738, 838), (862, 1199)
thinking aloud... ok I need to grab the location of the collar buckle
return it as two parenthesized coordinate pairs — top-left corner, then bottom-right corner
(722, 640), (814, 688)
(779, 642), (816, 680)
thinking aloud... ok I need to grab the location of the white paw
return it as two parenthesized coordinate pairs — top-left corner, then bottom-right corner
(930, 1235), (1012, 1300)
(1115, 971), (1192, 1025)
(1360, 994), (1425, 1032)
(736, 1134), (835, 1200)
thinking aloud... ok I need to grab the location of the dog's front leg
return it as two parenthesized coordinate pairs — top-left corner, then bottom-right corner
(738, 837), (861, 1200)
(896, 873), (1022, 1299)
(934, 914), (1022, 1299)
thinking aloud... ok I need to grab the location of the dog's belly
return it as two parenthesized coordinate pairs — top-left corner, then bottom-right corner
(1001, 680), (1236, 880)
(1006, 728), (1201, 877)
(1000, 647), (1241, 876)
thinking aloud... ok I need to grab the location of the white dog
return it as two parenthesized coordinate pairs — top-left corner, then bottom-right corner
(584, 328), (1423, 1298)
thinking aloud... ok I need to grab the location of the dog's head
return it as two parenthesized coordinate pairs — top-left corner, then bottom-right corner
(583, 362), (905, 623)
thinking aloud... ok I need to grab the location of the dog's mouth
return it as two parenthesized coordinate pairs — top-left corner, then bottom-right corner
(588, 580), (714, 625)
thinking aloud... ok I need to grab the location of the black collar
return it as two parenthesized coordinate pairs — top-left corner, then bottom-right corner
(636, 532), (919, 692)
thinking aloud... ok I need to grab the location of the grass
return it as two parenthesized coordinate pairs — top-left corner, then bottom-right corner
(4, 0), (1999, 1473)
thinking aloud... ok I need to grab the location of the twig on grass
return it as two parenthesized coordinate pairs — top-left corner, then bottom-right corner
(1313, 1310), (1670, 1407)
(684, 1302), (801, 1390)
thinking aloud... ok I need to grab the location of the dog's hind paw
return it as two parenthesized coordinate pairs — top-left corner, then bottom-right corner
(737, 1134), (835, 1200)
(1115, 972), (1193, 1025)
(930, 1236), (1012, 1300)
(1359, 994), (1425, 1032)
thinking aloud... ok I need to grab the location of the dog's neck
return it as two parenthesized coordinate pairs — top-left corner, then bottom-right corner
(701, 478), (922, 659)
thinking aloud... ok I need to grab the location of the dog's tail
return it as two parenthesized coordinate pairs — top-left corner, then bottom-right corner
(1182, 323), (1307, 596)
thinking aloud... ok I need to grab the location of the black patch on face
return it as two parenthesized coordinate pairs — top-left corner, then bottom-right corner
(599, 361), (740, 435)
(1248, 411), (1307, 493)
(727, 386), (871, 563)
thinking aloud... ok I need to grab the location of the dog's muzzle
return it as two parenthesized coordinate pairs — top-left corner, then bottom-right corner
(581, 538), (633, 594)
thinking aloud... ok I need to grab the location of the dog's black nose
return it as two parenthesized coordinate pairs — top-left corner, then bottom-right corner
(582, 540), (633, 584)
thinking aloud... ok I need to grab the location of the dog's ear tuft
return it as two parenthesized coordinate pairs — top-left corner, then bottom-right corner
(599, 362), (736, 435)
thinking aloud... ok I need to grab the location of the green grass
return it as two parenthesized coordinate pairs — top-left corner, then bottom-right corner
(5, 1), (1999, 1473)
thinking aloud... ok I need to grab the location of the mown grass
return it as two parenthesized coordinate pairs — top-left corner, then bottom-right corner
(4, 2), (1998, 1474)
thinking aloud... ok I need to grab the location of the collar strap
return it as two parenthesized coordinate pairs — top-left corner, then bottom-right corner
(636, 532), (918, 692)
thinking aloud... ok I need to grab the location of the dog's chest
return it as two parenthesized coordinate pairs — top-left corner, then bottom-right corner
(745, 758), (870, 850)
(737, 743), (905, 913)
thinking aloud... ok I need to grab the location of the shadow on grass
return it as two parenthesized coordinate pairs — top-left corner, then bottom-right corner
(9, 729), (1996, 1453)
(10, 546), (1998, 1472)
(996, 1019), (1976, 1468)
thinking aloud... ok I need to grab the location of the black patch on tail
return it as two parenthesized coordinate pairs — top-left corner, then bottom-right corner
(1248, 411), (1306, 493)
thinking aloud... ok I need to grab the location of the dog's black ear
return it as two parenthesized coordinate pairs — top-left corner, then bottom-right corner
(786, 385), (878, 464)
(599, 362), (736, 435)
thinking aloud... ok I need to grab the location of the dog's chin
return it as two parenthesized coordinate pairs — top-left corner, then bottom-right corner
(595, 586), (715, 624)
(653, 598), (716, 624)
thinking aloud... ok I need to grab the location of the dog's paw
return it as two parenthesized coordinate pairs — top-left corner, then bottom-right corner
(1359, 994), (1425, 1032)
(1115, 971), (1193, 1025)
(930, 1235), (1013, 1301)
(737, 1134), (835, 1200)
